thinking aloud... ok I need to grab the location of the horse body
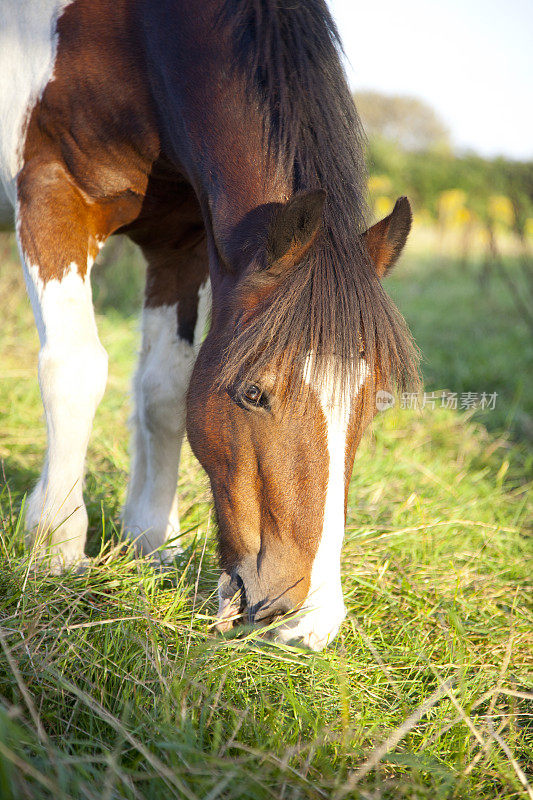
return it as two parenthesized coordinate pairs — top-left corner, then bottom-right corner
(1, 0), (418, 648)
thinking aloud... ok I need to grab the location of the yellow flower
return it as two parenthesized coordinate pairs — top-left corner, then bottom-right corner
(438, 189), (467, 215)
(368, 175), (392, 195)
(488, 195), (514, 228)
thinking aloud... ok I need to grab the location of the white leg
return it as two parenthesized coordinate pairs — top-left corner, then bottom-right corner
(123, 283), (210, 564)
(21, 257), (108, 571)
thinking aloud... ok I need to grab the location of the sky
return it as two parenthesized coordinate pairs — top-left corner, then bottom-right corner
(328, 0), (533, 160)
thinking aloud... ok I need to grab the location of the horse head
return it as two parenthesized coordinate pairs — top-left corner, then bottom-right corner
(187, 192), (413, 650)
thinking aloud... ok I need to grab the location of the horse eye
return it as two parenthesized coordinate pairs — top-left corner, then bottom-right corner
(243, 384), (262, 404)
(231, 384), (271, 411)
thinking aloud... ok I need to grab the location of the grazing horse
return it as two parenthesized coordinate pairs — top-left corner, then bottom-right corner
(0, 0), (418, 649)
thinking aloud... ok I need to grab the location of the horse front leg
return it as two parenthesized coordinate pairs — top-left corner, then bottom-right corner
(17, 160), (108, 572)
(123, 237), (210, 566)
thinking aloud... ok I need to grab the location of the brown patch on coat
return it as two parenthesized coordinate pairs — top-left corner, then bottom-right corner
(17, 159), (110, 279)
(18, 0), (160, 282)
(121, 172), (209, 340)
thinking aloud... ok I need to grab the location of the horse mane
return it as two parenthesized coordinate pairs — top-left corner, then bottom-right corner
(219, 0), (420, 404)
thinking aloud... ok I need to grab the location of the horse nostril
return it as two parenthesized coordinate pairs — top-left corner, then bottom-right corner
(216, 571), (247, 632)
(234, 573), (246, 610)
(249, 595), (293, 626)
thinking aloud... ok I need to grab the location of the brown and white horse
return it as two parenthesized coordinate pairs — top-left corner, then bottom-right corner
(0, 0), (418, 649)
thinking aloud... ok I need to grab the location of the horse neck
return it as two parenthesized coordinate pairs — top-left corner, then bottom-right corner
(141, 1), (291, 275)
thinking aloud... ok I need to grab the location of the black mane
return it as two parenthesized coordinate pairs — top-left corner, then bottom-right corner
(220, 0), (420, 402)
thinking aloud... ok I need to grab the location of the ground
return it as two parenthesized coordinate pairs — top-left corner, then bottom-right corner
(0, 230), (531, 799)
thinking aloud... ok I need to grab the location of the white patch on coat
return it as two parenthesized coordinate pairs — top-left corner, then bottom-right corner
(0, 1), (73, 202)
(123, 280), (211, 564)
(20, 257), (108, 571)
(274, 359), (370, 650)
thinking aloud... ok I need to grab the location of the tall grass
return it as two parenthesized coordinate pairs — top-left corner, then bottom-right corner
(0, 231), (531, 799)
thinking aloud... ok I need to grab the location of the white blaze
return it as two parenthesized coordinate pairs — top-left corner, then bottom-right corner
(275, 359), (369, 650)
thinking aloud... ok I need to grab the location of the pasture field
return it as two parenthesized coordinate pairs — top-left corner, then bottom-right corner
(0, 231), (531, 799)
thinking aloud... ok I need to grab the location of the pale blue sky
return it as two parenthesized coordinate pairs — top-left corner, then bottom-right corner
(328, 0), (532, 160)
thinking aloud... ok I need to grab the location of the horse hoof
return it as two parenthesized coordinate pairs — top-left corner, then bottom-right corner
(26, 552), (92, 576)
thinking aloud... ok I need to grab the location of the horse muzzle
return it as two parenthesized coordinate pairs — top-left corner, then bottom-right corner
(216, 565), (295, 624)
(215, 564), (346, 651)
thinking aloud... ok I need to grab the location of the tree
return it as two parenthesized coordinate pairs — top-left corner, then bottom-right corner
(354, 91), (450, 152)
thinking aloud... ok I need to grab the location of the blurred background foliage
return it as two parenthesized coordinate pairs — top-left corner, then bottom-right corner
(354, 93), (533, 410)
(355, 91), (533, 241)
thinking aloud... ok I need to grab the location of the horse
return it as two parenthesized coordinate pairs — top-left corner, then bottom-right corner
(0, 0), (419, 650)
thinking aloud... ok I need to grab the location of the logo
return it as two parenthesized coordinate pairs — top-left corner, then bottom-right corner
(376, 390), (395, 412)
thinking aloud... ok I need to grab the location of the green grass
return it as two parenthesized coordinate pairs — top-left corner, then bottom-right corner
(0, 232), (531, 799)
(387, 245), (533, 437)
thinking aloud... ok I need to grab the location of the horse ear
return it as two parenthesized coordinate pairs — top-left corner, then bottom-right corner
(361, 196), (412, 278)
(266, 189), (326, 275)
